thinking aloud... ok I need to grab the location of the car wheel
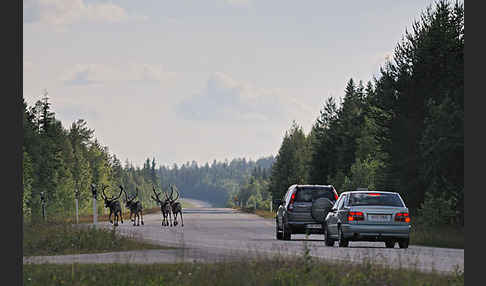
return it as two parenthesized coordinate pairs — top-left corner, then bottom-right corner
(385, 240), (395, 248)
(324, 225), (335, 247)
(398, 238), (409, 249)
(338, 226), (348, 247)
(276, 218), (283, 240)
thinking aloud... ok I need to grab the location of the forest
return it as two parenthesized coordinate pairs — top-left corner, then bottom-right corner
(22, 92), (275, 221)
(268, 0), (464, 226)
(22, 1), (463, 228)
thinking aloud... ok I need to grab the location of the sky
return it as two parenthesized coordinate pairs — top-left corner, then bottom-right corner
(23, 0), (437, 168)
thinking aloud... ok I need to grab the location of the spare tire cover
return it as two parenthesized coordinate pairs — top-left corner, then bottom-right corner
(311, 198), (333, 223)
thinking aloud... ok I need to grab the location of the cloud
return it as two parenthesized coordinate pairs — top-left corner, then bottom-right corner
(23, 0), (146, 26)
(59, 63), (176, 85)
(176, 72), (311, 123)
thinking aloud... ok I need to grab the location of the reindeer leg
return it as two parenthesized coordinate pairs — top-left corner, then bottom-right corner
(109, 210), (113, 224)
(180, 211), (184, 227)
(140, 210), (144, 225)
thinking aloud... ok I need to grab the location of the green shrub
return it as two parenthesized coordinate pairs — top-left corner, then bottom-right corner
(416, 191), (458, 227)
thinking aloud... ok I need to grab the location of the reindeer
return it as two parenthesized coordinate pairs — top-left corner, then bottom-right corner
(122, 186), (144, 226)
(168, 185), (184, 227)
(151, 186), (172, 227)
(100, 185), (123, 226)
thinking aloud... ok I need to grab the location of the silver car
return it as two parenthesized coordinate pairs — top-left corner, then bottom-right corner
(324, 190), (411, 248)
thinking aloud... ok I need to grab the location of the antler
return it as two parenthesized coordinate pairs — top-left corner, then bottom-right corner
(169, 185), (175, 201)
(122, 186), (129, 202)
(152, 185), (161, 202)
(132, 187), (139, 201)
(101, 184), (108, 200)
(113, 185), (123, 200)
(171, 185), (180, 201)
(94, 184), (104, 200)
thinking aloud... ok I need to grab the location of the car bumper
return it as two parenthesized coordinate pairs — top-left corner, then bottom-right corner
(341, 224), (410, 240)
(288, 221), (324, 234)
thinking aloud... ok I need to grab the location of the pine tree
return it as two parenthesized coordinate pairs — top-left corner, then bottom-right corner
(269, 121), (310, 200)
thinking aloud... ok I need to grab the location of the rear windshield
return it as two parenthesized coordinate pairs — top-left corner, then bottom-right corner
(348, 193), (404, 207)
(295, 187), (336, 202)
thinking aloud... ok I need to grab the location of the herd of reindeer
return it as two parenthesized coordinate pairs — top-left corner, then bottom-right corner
(99, 184), (184, 228)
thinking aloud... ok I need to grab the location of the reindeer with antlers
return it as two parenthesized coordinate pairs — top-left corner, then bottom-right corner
(100, 185), (124, 226)
(168, 184), (184, 227)
(122, 186), (144, 226)
(151, 185), (173, 227)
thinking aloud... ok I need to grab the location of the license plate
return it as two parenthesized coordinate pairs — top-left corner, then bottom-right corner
(306, 224), (322, 229)
(368, 214), (390, 222)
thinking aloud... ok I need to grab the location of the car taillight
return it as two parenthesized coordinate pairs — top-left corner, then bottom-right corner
(347, 211), (364, 221)
(287, 192), (296, 211)
(395, 212), (411, 223)
(332, 187), (339, 201)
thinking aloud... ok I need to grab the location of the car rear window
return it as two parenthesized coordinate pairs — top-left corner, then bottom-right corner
(295, 187), (336, 202)
(348, 193), (404, 207)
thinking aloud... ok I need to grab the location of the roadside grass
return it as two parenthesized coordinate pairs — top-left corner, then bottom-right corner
(23, 220), (168, 256)
(180, 200), (197, 209)
(410, 223), (464, 249)
(23, 255), (464, 286)
(236, 207), (276, 219)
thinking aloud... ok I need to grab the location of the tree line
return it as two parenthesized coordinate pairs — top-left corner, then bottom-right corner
(268, 0), (464, 226)
(22, 92), (275, 219)
(22, 93), (168, 222)
(157, 156), (274, 207)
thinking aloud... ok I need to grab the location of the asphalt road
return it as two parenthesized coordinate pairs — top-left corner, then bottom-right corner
(24, 201), (464, 274)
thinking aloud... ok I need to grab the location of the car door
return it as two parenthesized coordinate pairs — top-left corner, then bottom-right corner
(277, 188), (292, 229)
(326, 194), (346, 237)
(336, 194), (349, 227)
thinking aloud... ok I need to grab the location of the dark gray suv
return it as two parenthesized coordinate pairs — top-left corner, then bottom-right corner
(275, 185), (338, 240)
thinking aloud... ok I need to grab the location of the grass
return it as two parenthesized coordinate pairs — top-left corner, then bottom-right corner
(180, 200), (197, 209)
(23, 255), (464, 286)
(235, 207), (276, 219)
(23, 220), (168, 256)
(410, 223), (464, 249)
